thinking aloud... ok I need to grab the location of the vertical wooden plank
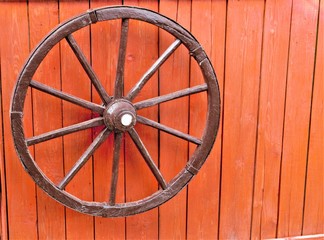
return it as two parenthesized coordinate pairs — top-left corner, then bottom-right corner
(303, 0), (323, 235)
(90, 1), (126, 239)
(0, 47), (8, 240)
(158, 1), (191, 239)
(187, 0), (226, 239)
(0, 2), (38, 239)
(123, 0), (159, 239)
(278, 0), (319, 237)
(28, 1), (66, 238)
(251, 0), (293, 239)
(59, 1), (94, 239)
(219, 1), (264, 239)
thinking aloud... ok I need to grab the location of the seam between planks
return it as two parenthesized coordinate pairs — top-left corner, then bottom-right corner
(301, 0), (322, 233)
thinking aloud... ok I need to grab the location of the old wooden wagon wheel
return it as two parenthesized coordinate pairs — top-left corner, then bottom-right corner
(10, 6), (220, 217)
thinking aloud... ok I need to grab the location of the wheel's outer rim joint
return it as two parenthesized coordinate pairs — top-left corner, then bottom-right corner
(87, 9), (98, 24)
(185, 163), (199, 175)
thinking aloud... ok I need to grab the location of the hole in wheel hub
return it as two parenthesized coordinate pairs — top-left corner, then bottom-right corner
(103, 99), (136, 131)
(120, 113), (133, 126)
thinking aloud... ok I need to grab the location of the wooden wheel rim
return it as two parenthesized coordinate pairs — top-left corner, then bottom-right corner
(10, 6), (220, 217)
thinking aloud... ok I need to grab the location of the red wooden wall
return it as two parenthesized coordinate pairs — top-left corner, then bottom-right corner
(0, 0), (323, 239)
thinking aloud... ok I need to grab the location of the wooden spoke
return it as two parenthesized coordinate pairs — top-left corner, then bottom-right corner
(126, 39), (182, 101)
(134, 83), (208, 110)
(58, 128), (111, 190)
(26, 117), (104, 146)
(114, 19), (129, 98)
(109, 132), (123, 205)
(65, 34), (111, 104)
(128, 128), (167, 189)
(30, 80), (105, 114)
(137, 116), (202, 145)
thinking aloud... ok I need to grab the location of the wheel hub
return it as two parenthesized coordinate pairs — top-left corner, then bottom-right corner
(103, 99), (137, 131)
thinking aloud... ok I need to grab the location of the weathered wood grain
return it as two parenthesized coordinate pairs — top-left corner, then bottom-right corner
(134, 83), (207, 110)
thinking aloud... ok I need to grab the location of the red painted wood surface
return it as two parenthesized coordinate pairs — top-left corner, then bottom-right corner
(277, 0), (319, 237)
(251, 0), (293, 238)
(0, 2), (38, 239)
(0, 1), (322, 239)
(0, 40), (8, 240)
(219, 1), (264, 239)
(302, 1), (323, 235)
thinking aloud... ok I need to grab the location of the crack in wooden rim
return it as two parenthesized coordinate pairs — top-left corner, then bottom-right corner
(10, 5), (221, 217)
